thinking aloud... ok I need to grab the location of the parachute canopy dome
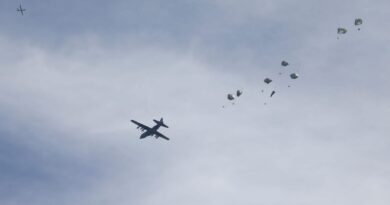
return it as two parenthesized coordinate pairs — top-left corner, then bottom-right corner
(337, 28), (347, 34)
(236, 90), (243, 97)
(227, 94), (235, 100)
(290, 73), (299, 79)
(355, 18), (363, 26)
(281, 61), (289, 67)
(264, 78), (272, 84)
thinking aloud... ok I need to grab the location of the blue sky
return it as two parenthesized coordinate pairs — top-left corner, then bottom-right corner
(1, 0), (390, 204)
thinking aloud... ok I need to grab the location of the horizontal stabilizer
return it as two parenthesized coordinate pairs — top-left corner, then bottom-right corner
(154, 118), (169, 128)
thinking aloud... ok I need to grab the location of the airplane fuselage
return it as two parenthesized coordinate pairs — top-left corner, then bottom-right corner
(17, 5), (25, 15)
(131, 118), (169, 140)
(140, 124), (161, 139)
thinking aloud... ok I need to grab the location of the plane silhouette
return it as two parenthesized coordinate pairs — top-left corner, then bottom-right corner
(131, 118), (170, 140)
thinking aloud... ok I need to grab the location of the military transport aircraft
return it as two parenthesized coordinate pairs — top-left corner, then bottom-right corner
(17, 4), (26, 15)
(131, 118), (170, 140)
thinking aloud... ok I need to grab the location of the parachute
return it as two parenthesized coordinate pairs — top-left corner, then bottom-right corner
(227, 94), (235, 101)
(236, 90), (243, 97)
(281, 61), (289, 67)
(355, 18), (363, 30)
(337, 28), (347, 34)
(354, 18), (363, 26)
(290, 73), (299, 79)
(222, 59), (302, 108)
(264, 78), (272, 84)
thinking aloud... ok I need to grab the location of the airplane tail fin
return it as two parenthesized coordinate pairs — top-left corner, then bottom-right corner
(154, 118), (169, 128)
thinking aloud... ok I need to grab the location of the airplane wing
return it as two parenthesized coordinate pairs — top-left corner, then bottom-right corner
(154, 131), (170, 141)
(130, 120), (151, 131)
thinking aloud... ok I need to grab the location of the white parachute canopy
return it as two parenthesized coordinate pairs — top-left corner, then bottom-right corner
(281, 61), (289, 67)
(355, 18), (363, 30)
(236, 90), (243, 97)
(264, 78), (272, 84)
(337, 28), (347, 34)
(355, 18), (363, 26)
(290, 73), (299, 79)
(227, 94), (235, 100)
